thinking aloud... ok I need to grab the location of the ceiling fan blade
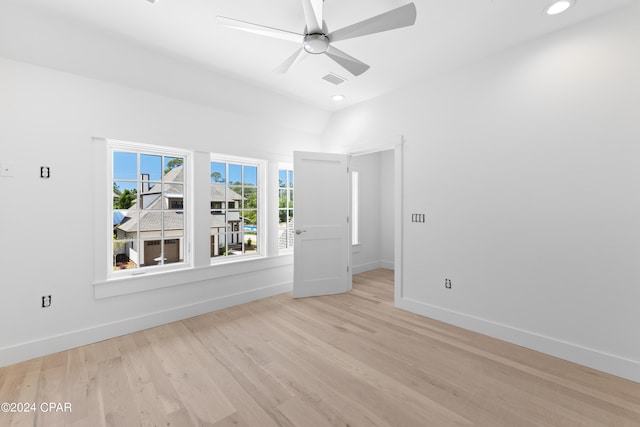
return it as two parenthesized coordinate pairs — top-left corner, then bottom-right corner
(328, 2), (417, 43)
(301, 0), (324, 34)
(217, 16), (303, 44)
(274, 48), (307, 74)
(324, 46), (370, 76)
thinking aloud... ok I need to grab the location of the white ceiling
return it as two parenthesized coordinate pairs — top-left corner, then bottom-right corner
(6, 0), (638, 111)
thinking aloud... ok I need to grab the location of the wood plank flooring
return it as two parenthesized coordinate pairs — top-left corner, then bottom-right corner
(1, 269), (639, 426)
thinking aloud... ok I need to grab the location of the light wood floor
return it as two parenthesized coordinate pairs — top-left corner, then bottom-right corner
(1, 269), (639, 426)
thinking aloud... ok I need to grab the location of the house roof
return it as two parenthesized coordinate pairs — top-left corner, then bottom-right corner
(117, 211), (237, 233)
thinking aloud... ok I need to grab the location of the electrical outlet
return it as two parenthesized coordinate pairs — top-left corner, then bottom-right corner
(40, 166), (51, 179)
(0, 162), (12, 177)
(445, 279), (452, 289)
(42, 295), (52, 308)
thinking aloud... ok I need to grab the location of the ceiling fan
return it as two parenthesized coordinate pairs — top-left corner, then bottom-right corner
(217, 1), (417, 76)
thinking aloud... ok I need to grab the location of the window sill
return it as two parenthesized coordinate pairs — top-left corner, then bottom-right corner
(93, 254), (293, 299)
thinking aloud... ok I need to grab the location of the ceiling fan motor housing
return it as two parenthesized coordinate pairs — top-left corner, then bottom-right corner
(303, 33), (330, 54)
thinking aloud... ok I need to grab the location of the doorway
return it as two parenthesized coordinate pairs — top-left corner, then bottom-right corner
(292, 141), (403, 301)
(349, 140), (403, 303)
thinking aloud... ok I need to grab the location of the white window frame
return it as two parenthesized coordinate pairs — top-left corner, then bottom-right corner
(92, 139), (292, 299)
(209, 153), (265, 264)
(108, 139), (193, 279)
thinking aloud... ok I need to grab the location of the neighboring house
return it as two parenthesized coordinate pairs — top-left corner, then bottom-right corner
(114, 165), (244, 267)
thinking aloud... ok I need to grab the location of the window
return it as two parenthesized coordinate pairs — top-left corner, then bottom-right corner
(352, 171), (359, 245)
(278, 169), (294, 250)
(111, 143), (190, 274)
(210, 157), (260, 258)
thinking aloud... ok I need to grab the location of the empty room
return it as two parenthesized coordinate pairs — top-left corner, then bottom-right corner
(1, 0), (639, 425)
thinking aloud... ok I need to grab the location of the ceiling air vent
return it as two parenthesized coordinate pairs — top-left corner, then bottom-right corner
(322, 73), (347, 85)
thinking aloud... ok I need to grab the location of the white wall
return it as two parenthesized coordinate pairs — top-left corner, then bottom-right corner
(351, 152), (381, 273)
(0, 56), (325, 366)
(323, 4), (640, 382)
(350, 151), (395, 273)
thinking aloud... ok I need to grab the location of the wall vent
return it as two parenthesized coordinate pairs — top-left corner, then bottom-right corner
(321, 73), (347, 85)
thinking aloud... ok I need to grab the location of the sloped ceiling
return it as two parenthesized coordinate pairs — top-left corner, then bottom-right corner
(1, 0), (637, 111)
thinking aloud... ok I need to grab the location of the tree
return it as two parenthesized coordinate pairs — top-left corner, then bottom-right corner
(114, 188), (136, 209)
(211, 171), (223, 183)
(164, 157), (183, 174)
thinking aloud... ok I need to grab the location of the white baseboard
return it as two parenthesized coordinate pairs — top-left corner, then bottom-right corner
(0, 281), (292, 368)
(379, 259), (394, 270)
(396, 296), (640, 384)
(352, 261), (381, 275)
(352, 260), (395, 275)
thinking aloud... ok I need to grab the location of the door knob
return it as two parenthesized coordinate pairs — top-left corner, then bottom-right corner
(295, 229), (306, 235)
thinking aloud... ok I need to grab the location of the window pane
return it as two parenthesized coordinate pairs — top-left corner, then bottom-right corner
(244, 187), (257, 209)
(211, 162), (226, 183)
(164, 157), (184, 179)
(113, 210), (136, 239)
(164, 239), (182, 264)
(113, 181), (137, 209)
(164, 211), (184, 237)
(140, 154), (162, 181)
(113, 241), (137, 270)
(211, 183), (225, 209)
(244, 165), (257, 186)
(227, 210), (241, 227)
(229, 163), (242, 185)
(244, 232), (257, 255)
(227, 231), (242, 255)
(228, 186), (242, 206)
(279, 170), (287, 188)
(243, 209), (257, 227)
(113, 152), (137, 180)
(288, 170), (294, 188)
(140, 212), (163, 237)
(142, 240), (163, 266)
(211, 233), (227, 257)
(140, 182), (162, 209)
(165, 184), (184, 209)
(116, 211), (138, 239)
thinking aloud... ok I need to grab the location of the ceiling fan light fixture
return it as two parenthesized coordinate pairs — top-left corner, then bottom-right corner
(303, 34), (330, 54)
(545, 0), (574, 15)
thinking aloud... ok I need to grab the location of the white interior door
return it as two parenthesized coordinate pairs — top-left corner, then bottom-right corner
(293, 151), (351, 298)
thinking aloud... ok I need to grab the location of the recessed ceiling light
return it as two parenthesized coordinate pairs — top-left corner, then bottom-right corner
(332, 94), (345, 101)
(545, 0), (574, 15)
